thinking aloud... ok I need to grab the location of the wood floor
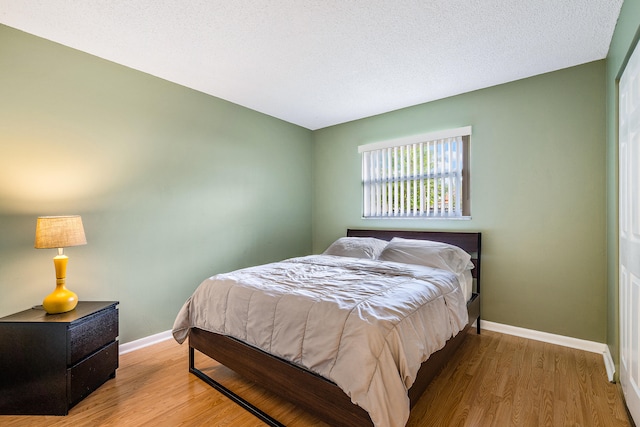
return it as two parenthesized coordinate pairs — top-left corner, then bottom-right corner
(1, 329), (631, 426)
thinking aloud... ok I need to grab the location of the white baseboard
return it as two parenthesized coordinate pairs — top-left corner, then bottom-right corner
(118, 322), (618, 381)
(481, 320), (615, 380)
(481, 320), (606, 353)
(119, 330), (173, 355)
(603, 345), (616, 383)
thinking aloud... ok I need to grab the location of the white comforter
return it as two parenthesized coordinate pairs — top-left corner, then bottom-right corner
(172, 255), (468, 427)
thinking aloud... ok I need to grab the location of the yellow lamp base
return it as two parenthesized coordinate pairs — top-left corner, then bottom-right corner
(42, 253), (78, 314)
(43, 284), (78, 314)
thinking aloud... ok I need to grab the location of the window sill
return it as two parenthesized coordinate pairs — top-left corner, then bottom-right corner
(362, 216), (472, 220)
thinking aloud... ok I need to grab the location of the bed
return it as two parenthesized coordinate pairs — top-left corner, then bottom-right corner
(172, 229), (481, 427)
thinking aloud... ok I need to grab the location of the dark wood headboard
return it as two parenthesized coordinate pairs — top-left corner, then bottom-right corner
(346, 229), (482, 294)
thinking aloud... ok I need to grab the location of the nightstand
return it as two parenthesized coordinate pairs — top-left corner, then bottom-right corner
(0, 301), (119, 415)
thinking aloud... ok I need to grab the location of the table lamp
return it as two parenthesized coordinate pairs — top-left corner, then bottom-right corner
(34, 215), (87, 314)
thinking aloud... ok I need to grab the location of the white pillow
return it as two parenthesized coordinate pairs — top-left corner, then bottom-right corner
(323, 237), (389, 260)
(377, 237), (473, 274)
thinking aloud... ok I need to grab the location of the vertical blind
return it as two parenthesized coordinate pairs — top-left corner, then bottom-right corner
(359, 127), (471, 218)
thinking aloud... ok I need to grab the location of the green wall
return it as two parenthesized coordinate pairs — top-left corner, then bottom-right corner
(606, 0), (640, 372)
(1, 15), (620, 347)
(0, 25), (313, 343)
(313, 62), (607, 342)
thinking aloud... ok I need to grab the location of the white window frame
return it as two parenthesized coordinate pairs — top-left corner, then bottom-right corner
(359, 126), (471, 219)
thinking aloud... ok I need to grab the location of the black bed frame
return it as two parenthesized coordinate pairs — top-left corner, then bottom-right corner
(189, 229), (482, 426)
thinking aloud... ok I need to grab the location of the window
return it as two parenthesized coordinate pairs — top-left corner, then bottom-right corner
(359, 126), (471, 218)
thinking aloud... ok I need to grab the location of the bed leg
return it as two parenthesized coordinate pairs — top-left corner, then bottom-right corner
(188, 345), (285, 427)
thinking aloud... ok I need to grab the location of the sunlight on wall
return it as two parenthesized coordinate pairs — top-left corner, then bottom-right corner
(0, 129), (141, 214)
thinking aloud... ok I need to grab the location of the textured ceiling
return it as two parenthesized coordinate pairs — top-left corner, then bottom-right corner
(0, 1), (623, 130)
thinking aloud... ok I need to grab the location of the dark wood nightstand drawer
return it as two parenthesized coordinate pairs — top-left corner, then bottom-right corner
(68, 340), (118, 407)
(68, 307), (118, 365)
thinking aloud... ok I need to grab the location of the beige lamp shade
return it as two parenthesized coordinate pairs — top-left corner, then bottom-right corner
(34, 215), (87, 249)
